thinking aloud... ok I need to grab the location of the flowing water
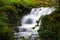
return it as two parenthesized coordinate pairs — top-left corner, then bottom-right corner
(14, 7), (55, 40)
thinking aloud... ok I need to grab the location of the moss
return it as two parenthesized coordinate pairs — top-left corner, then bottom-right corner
(38, 8), (60, 40)
(0, 26), (14, 40)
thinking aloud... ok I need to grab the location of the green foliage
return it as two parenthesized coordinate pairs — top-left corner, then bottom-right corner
(0, 26), (14, 40)
(0, 0), (42, 40)
(0, 0), (42, 27)
(46, 0), (58, 7)
(38, 8), (60, 40)
(0, 0), (58, 27)
(0, 13), (14, 40)
(0, 13), (8, 27)
(0, 0), (59, 40)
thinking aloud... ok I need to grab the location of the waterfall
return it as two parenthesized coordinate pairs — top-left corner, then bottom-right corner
(15, 7), (55, 40)
(20, 7), (55, 29)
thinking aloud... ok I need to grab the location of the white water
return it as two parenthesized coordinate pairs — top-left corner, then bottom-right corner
(20, 7), (55, 29)
(15, 7), (55, 40)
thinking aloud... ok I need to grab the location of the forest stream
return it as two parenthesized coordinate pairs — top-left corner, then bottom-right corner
(14, 7), (55, 40)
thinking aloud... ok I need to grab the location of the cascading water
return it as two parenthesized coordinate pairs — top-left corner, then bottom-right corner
(15, 7), (55, 40)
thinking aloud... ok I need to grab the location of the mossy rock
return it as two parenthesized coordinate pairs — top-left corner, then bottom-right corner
(38, 8), (60, 40)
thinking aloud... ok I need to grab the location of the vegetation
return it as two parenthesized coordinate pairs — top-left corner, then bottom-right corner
(0, 0), (41, 27)
(0, 0), (42, 40)
(0, 0), (59, 40)
(0, 0), (58, 27)
(38, 7), (60, 40)
(0, 26), (14, 40)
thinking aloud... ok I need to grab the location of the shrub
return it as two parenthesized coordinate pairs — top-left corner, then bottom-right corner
(0, 13), (14, 40)
(0, 26), (14, 40)
(38, 8), (60, 40)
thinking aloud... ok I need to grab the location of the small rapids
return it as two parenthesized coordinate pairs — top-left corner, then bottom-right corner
(14, 7), (55, 40)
